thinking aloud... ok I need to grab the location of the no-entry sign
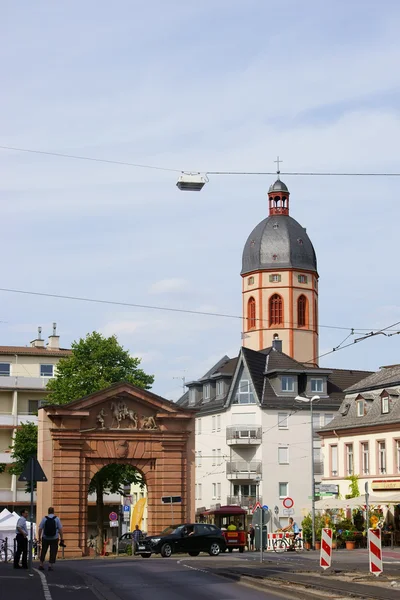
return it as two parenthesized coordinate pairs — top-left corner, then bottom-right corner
(109, 511), (118, 521)
(282, 497), (294, 509)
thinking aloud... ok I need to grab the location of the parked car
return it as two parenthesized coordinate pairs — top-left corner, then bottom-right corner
(136, 523), (226, 558)
(118, 532), (133, 553)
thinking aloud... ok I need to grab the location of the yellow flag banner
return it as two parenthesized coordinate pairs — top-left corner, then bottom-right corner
(130, 497), (147, 531)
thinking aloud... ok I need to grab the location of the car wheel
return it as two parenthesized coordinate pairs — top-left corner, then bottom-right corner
(209, 542), (221, 556)
(160, 543), (173, 558)
(140, 553), (151, 558)
(188, 551), (200, 557)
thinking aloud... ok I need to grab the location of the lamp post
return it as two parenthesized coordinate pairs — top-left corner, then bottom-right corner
(295, 394), (320, 550)
(253, 475), (263, 563)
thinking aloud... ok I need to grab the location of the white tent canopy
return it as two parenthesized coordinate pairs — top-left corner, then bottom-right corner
(315, 493), (400, 511)
(0, 511), (36, 541)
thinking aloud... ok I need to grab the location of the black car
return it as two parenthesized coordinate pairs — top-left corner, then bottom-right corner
(136, 523), (226, 558)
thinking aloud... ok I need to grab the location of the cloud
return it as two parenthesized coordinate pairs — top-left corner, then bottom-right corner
(149, 278), (190, 294)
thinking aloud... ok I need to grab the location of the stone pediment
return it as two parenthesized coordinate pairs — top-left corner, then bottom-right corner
(43, 382), (193, 432)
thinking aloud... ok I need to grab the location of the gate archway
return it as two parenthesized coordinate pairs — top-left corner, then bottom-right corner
(37, 382), (195, 557)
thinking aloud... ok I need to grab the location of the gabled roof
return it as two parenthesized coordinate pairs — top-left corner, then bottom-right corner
(0, 346), (71, 357)
(345, 365), (400, 394)
(241, 347), (267, 400)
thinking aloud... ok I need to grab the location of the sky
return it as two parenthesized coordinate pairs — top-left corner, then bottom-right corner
(1, 0), (400, 400)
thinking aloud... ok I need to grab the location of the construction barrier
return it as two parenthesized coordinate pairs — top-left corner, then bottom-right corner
(368, 528), (383, 577)
(320, 528), (332, 570)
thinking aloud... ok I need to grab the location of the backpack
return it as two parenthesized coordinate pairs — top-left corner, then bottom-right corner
(44, 516), (57, 537)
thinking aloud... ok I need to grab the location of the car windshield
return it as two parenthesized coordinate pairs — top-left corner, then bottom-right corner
(160, 525), (185, 536)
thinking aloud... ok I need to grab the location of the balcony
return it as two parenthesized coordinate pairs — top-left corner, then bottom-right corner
(227, 495), (262, 509)
(0, 489), (36, 503)
(226, 426), (262, 446)
(0, 376), (52, 390)
(226, 460), (262, 480)
(0, 414), (38, 427)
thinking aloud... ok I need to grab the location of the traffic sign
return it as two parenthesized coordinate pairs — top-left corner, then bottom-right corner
(252, 501), (262, 514)
(110, 521), (118, 528)
(262, 505), (269, 511)
(282, 497), (294, 509)
(161, 496), (182, 504)
(123, 505), (130, 512)
(317, 484), (339, 494)
(18, 456), (47, 483)
(283, 508), (294, 515)
(109, 511), (118, 521)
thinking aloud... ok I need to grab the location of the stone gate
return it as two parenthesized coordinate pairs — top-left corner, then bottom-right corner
(36, 382), (195, 557)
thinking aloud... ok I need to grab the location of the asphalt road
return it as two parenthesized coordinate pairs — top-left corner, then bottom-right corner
(69, 557), (294, 600)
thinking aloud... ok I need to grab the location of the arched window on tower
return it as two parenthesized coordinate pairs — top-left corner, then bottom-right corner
(298, 295), (308, 328)
(247, 297), (256, 330)
(269, 294), (283, 326)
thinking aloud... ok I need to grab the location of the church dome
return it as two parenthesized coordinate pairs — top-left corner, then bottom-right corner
(241, 214), (317, 275)
(268, 179), (289, 193)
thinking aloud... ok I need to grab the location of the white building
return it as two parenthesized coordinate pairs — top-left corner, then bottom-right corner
(178, 341), (370, 527)
(319, 364), (400, 502)
(0, 325), (71, 509)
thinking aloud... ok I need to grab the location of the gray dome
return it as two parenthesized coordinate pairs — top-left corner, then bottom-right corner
(241, 215), (317, 275)
(268, 179), (289, 193)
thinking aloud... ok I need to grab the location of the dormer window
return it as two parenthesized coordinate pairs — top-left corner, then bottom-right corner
(203, 384), (210, 400)
(357, 400), (365, 417)
(311, 378), (323, 393)
(216, 380), (224, 396)
(281, 376), (294, 392)
(189, 388), (196, 406)
(381, 394), (390, 414)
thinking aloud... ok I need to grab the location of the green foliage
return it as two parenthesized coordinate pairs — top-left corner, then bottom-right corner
(336, 518), (357, 542)
(301, 512), (332, 542)
(46, 332), (154, 405)
(9, 422), (38, 477)
(301, 513), (312, 543)
(126, 543), (133, 556)
(345, 474), (360, 499)
(88, 464), (144, 496)
(0, 463), (6, 474)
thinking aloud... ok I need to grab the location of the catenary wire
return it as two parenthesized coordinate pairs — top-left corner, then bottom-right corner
(2, 144), (400, 177)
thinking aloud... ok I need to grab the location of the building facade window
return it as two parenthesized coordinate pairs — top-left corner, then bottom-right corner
(357, 400), (365, 417)
(278, 412), (288, 429)
(198, 483), (202, 500)
(396, 440), (400, 473)
(378, 441), (387, 474)
(381, 395), (390, 414)
(217, 449), (221, 465)
(197, 419), (202, 435)
(279, 482), (288, 498)
(189, 388), (196, 406)
(40, 364), (54, 377)
(216, 380), (224, 396)
(212, 483), (217, 499)
(0, 363), (10, 377)
(233, 379), (255, 404)
(203, 383), (210, 400)
(324, 413), (334, 426)
(212, 415), (216, 432)
(197, 451), (202, 467)
(217, 483), (221, 500)
(297, 295), (307, 327)
(234, 484), (257, 498)
(346, 443), (354, 475)
(311, 378), (323, 393)
(278, 447), (289, 464)
(247, 297), (256, 330)
(330, 445), (338, 476)
(28, 400), (39, 415)
(361, 442), (369, 475)
(212, 449), (216, 466)
(269, 274), (281, 283)
(269, 294), (283, 326)
(298, 274), (308, 284)
(216, 414), (221, 431)
(281, 376), (294, 392)
(248, 276), (255, 285)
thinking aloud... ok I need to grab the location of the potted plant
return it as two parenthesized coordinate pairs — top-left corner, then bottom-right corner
(343, 528), (356, 550)
(301, 514), (312, 550)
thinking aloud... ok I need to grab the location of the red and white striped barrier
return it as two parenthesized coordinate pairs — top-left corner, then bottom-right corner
(267, 531), (303, 551)
(320, 528), (332, 570)
(368, 528), (383, 577)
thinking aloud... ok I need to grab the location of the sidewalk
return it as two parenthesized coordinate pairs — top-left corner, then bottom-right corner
(0, 563), (44, 600)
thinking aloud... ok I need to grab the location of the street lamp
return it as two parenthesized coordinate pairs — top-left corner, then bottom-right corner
(176, 172), (208, 191)
(295, 394), (320, 550)
(252, 475), (263, 563)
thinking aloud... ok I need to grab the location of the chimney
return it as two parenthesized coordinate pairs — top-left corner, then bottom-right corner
(47, 322), (60, 350)
(272, 334), (282, 353)
(30, 326), (45, 348)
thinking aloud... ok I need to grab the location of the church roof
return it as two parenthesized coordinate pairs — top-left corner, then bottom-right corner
(268, 179), (289, 193)
(241, 214), (317, 275)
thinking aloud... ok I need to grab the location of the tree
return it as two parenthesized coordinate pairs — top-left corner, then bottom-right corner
(89, 464), (144, 551)
(46, 332), (154, 404)
(9, 422), (38, 491)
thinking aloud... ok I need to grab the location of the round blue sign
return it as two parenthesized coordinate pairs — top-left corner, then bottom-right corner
(109, 511), (118, 521)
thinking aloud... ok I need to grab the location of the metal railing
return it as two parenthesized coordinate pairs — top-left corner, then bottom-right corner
(226, 426), (262, 444)
(0, 376), (52, 389)
(226, 460), (262, 478)
(227, 495), (262, 508)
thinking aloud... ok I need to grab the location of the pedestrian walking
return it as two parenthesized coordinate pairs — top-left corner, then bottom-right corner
(248, 524), (255, 551)
(38, 507), (64, 571)
(14, 509), (29, 569)
(132, 524), (143, 553)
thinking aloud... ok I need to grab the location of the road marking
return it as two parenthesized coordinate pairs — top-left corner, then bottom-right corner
(35, 568), (53, 600)
(48, 584), (89, 590)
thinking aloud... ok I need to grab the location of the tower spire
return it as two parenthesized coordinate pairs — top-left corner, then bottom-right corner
(274, 156), (282, 179)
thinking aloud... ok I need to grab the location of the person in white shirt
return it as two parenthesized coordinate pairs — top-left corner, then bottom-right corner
(14, 509), (29, 569)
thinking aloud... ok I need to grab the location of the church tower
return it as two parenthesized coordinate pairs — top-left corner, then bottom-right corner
(241, 173), (319, 365)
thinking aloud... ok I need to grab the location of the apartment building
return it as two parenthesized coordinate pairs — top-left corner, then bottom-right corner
(0, 325), (71, 509)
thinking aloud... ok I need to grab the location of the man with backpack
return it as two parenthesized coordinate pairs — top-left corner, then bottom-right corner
(38, 507), (64, 571)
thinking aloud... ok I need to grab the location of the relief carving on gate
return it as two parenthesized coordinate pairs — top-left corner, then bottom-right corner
(95, 399), (158, 431)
